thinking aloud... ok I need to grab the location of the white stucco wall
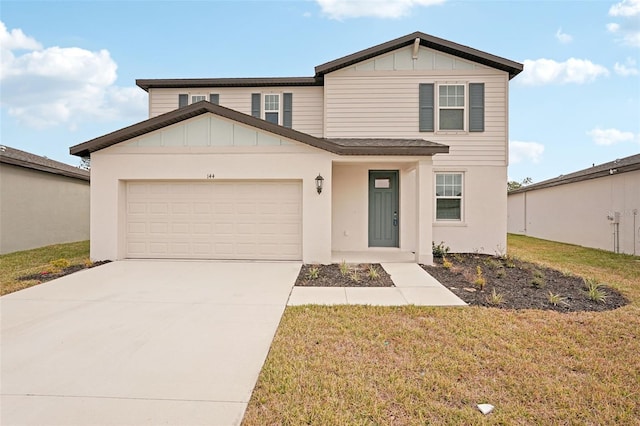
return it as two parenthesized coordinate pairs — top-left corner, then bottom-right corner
(432, 166), (508, 255)
(0, 165), (90, 254)
(89, 114), (333, 263)
(507, 170), (640, 255)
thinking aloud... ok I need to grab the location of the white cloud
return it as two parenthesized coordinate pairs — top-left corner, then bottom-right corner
(607, 0), (640, 47)
(555, 28), (573, 44)
(315, 0), (445, 20)
(509, 141), (545, 164)
(0, 21), (146, 130)
(587, 128), (639, 145)
(519, 58), (609, 85)
(609, 0), (640, 17)
(614, 57), (639, 75)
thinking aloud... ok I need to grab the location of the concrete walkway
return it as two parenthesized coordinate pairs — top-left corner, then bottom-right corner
(288, 263), (466, 306)
(1, 260), (300, 426)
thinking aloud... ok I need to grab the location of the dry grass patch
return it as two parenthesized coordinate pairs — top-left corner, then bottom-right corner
(0, 241), (90, 295)
(244, 235), (640, 424)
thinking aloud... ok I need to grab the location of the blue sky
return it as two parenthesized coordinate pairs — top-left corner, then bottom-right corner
(1, 0), (639, 183)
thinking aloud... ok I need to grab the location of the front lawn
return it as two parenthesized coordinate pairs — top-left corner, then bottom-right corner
(243, 235), (640, 424)
(0, 241), (90, 295)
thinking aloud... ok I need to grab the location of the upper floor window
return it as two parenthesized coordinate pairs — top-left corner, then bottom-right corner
(191, 94), (206, 103)
(419, 83), (484, 133)
(438, 85), (464, 130)
(264, 94), (280, 124)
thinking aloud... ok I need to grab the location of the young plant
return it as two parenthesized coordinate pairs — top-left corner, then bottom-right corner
(473, 266), (486, 290)
(432, 241), (450, 258)
(48, 258), (71, 273)
(584, 278), (607, 303)
(496, 267), (506, 279)
(486, 288), (504, 306)
(367, 264), (380, 280)
(83, 258), (94, 268)
(548, 291), (568, 307)
(339, 260), (349, 276)
(306, 266), (320, 280)
(504, 254), (516, 268)
(531, 269), (546, 289)
(350, 269), (361, 283)
(442, 257), (453, 269)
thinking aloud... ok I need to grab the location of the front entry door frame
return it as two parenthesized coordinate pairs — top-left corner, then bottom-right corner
(368, 170), (399, 247)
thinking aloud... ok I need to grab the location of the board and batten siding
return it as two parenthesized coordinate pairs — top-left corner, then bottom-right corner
(148, 86), (324, 138)
(324, 71), (508, 166)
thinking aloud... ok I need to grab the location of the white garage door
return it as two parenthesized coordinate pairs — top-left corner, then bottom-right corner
(126, 181), (302, 260)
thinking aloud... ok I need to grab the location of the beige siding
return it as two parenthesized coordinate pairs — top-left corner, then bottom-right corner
(324, 46), (509, 166)
(149, 86), (324, 137)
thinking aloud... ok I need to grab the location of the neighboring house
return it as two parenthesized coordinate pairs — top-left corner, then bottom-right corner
(0, 146), (90, 254)
(70, 31), (522, 264)
(508, 154), (640, 255)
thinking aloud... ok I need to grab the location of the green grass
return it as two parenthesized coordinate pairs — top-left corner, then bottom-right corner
(0, 241), (90, 295)
(243, 235), (640, 425)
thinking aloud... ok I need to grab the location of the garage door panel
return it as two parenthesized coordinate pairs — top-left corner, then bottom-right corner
(126, 181), (302, 260)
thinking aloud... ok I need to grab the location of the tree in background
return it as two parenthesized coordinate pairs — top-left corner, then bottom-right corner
(507, 177), (532, 191)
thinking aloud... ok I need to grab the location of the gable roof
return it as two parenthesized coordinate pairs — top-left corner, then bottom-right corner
(1, 145), (90, 181)
(509, 153), (640, 194)
(70, 101), (448, 157)
(315, 31), (523, 79)
(136, 31), (523, 91)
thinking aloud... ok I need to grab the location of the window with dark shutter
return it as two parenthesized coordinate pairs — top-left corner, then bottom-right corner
(251, 93), (261, 118)
(419, 84), (434, 132)
(469, 83), (485, 132)
(178, 94), (188, 108)
(283, 93), (292, 128)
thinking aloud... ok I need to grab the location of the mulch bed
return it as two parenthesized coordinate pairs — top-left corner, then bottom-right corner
(296, 263), (393, 287)
(422, 254), (628, 312)
(18, 260), (111, 283)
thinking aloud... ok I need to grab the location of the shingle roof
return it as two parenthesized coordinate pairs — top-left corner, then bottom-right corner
(509, 154), (640, 194)
(69, 101), (449, 157)
(136, 31), (523, 91)
(0, 145), (90, 181)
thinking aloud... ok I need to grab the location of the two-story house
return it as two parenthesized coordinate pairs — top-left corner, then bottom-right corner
(70, 32), (523, 264)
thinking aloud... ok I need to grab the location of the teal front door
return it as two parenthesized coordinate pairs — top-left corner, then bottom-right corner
(368, 170), (399, 247)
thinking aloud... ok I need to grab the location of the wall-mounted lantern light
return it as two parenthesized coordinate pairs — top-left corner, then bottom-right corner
(315, 173), (324, 194)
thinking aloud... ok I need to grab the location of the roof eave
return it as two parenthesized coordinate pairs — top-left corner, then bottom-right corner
(314, 31), (523, 80)
(136, 77), (323, 92)
(0, 156), (90, 181)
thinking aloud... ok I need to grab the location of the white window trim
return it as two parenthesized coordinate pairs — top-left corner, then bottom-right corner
(436, 82), (467, 133)
(434, 172), (464, 222)
(191, 94), (206, 104)
(263, 93), (282, 125)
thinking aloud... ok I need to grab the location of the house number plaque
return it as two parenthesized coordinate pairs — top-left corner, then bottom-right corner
(206, 174), (215, 179)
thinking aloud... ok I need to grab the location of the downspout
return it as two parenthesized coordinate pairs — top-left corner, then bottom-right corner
(634, 209), (638, 256)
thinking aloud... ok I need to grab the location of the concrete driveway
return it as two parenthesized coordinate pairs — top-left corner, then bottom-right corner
(1, 260), (301, 426)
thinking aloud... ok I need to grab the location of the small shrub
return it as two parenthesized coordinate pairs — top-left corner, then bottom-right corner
(306, 266), (320, 280)
(442, 257), (453, 269)
(496, 267), (506, 279)
(484, 258), (502, 270)
(339, 260), (349, 276)
(504, 254), (516, 268)
(473, 266), (486, 290)
(486, 288), (504, 305)
(531, 269), (546, 288)
(432, 241), (450, 258)
(548, 291), (568, 307)
(584, 278), (607, 303)
(350, 269), (361, 283)
(48, 258), (71, 273)
(367, 265), (380, 280)
(83, 258), (94, 268)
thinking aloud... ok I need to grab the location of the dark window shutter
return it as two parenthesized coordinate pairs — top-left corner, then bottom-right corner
(209, 94), (219, 105)
(283, 93), (292, 128)
(469, 83), (484, 132)
(178, 94), (188, 108)
(251, 93), (261, 118)
(418, 83), (434, 132)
